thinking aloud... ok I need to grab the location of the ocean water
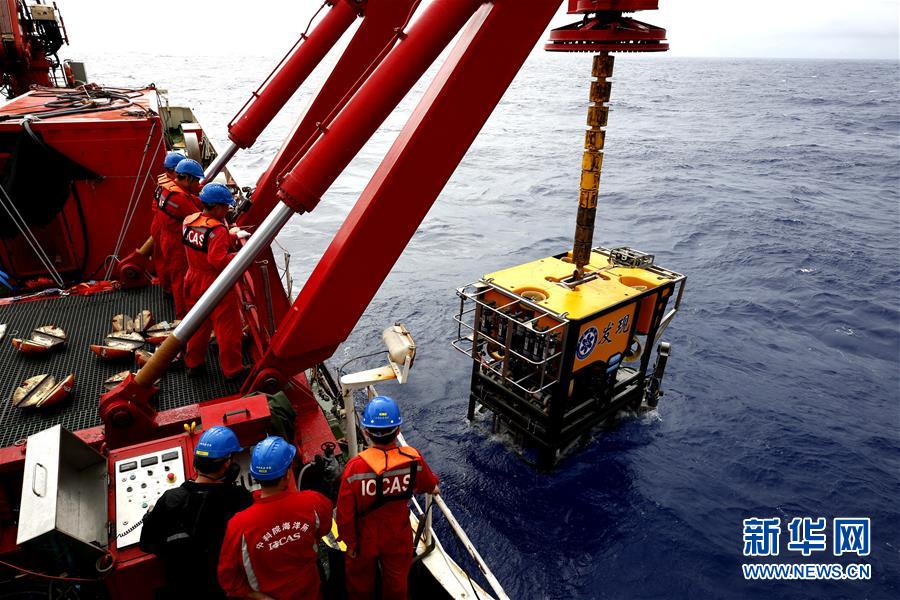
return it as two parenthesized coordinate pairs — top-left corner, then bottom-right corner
(80, 50), (900, 599)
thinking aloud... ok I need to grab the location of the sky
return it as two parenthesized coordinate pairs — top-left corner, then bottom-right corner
(59, 0), (899, 60)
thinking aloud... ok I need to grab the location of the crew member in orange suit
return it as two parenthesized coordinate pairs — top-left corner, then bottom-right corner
(181, 182), (248, 381)
(157, 157), (203, 316)
(157, 150), (184, 186)
(337, 396), (440, 600)
(151, 151), (184, 294)
(218, 436), (333, 600)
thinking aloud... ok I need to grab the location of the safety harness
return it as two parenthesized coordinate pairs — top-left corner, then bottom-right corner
(182, 213), (226, 253)
(356, 446), (421, 518)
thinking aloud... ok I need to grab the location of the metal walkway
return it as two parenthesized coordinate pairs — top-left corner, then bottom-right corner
(0, 285), (240, 447)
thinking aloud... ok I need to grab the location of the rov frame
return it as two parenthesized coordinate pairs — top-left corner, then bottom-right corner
(453, 247), (686, 468)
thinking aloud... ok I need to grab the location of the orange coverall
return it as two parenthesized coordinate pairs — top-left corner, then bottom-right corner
(151, 173), (171, 292)
(337, 445), (439, 600)
(156, 179), (200, 316)
(181, 212), (244, 378)
(218, 489), (333, 599)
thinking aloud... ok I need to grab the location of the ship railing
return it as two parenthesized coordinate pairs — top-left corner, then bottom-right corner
(396, 429), (510, 600)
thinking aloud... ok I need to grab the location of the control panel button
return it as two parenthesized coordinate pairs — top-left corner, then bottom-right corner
(114, 447), (185, 550)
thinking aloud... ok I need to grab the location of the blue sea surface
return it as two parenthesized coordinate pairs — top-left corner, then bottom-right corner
(85, 52), (900, 598)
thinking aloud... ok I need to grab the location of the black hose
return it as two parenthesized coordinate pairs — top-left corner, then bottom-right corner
(337, 350), (388, 379)
(70, 183), (89, 277)
(0, 85), (148, 122)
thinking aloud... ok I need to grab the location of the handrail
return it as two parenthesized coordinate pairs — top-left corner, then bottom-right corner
(397, 432), (511, 600)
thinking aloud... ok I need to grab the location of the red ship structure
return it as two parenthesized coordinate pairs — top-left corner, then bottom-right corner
(0, 0), (682, 597)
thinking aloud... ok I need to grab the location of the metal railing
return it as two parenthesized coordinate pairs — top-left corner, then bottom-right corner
(397, 430), (510, 600)
(452, 282), (567, 397)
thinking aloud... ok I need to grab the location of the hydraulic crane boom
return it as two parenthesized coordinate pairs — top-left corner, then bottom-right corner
(101, 0), (565, 442)
(239, 0), (421, 228)
(123, 0), (420, 336)
(202, 0), (360, 182)
(258, 0), (566, 384)
(204, 0), (421, 212)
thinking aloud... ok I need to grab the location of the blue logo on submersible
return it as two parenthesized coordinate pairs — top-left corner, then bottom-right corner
(576, 327), (599, 360)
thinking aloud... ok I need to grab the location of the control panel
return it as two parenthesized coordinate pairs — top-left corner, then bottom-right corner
(113, 446), (186, 548)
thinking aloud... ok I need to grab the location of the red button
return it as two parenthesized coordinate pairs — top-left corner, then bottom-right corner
(167, 473), (176, 483)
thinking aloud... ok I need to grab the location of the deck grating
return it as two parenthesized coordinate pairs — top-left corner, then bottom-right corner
(0, 285), (240, 447)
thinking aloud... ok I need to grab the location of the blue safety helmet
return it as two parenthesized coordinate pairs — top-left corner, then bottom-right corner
(200, 183), (235, 206)
(194, 426), (242, 459)
(249, 436), (297, 481)
(163, 151), (186, 170)
(361, 396), (403, 429)
(175, 158), (205, 180)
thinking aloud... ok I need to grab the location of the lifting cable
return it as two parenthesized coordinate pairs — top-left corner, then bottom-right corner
(105, 120), (161, 279)
(304, 1), (329, 35)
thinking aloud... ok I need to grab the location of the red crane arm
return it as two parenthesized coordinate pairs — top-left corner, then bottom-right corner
(226, 0), (359, 150)
(102, 0), (564, 418)
(248, 0), (564, 387)
(273, 0), (484, 214)
(242, 0), (421, 229)
(204, 0), (418, 336)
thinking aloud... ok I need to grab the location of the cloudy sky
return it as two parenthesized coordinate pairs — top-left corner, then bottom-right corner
(60, 0), (898, 60)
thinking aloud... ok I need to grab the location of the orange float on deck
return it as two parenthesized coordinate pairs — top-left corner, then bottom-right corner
(10, 373), (74, 409)
(10, 325), (67, 355)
